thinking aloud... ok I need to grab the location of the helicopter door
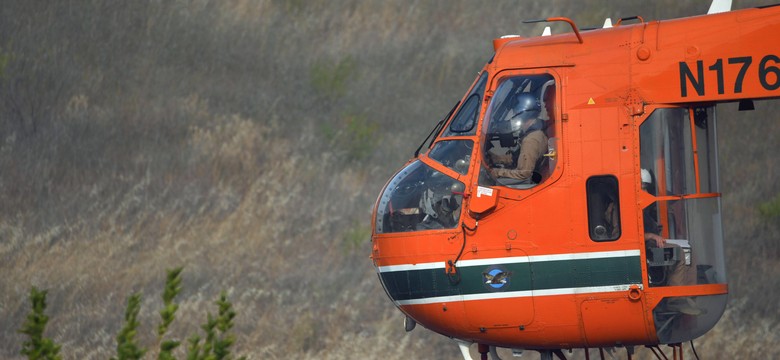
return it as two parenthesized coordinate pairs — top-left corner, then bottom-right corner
(576, 176), (650, 344)
(639, 107), (726, 289)
(639, 106), (728, 344)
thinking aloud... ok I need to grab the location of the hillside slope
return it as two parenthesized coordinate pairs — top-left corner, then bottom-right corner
(1, 1), (778, 359)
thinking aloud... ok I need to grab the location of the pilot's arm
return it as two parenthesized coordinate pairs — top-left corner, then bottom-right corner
(491, 130), (547, 181)
(645, 232), (666, 247)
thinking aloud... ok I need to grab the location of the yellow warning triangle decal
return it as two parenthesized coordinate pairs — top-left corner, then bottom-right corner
(587, 98), (596, 105)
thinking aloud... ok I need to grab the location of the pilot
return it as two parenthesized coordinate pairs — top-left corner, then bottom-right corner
(641, 168), (702, 315)
(488, 93), (548, 183)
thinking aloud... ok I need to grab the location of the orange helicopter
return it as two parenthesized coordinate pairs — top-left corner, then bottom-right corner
(370, 1), (780, 359)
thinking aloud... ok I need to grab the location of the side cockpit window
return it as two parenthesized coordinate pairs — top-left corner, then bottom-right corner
(480, 74), (556, 189)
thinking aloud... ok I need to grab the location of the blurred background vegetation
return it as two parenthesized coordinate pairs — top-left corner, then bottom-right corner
(1, 0), (778, 359)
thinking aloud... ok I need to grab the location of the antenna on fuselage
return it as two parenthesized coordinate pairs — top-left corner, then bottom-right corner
(603, 18), (613, 28)
(708, 0), (732, 14)
(542, 26), (551, 36)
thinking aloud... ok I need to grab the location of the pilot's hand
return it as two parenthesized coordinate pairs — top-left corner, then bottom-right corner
(490, 152), (511, 165)
(489, 167), (499, 178)
(645, 233), (665, 247)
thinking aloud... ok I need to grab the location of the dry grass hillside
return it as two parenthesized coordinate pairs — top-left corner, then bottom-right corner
(1, 1), (778, 359)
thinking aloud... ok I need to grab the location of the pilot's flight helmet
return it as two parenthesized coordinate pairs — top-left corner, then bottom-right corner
(503, 93), (542, 135)
(487, 92), (542, 141)
(512, 93), (541, 121)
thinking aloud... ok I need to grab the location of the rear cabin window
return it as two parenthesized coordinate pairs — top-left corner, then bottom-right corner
(586, 175), (621, 241)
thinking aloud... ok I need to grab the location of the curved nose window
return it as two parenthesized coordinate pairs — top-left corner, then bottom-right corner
(375, 160), (465, 234)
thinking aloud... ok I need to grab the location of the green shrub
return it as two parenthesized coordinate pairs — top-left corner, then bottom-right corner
(759, 193), (780, 219)
(342, 222), (370, 254)
(18, 268), (244, 360)
(0, 47), (10, 79)
(157, 267), (183, 360)
(343, 112), (378, 162)
(18, 287), (62, 360)
(309, 56), (357, 101)
(185, 291), (245, 360)
(112, 293), (146, 360)
(323, 112), (379, 162)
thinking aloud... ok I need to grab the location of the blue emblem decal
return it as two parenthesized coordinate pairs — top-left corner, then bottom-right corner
(482, 266), (512, 291)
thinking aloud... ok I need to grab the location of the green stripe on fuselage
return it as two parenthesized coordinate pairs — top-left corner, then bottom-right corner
(378, 256), (642, 301)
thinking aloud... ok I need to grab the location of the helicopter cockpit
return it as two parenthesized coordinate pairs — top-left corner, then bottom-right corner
(373, 72), (489, 235)
(480, 74), (556, 189)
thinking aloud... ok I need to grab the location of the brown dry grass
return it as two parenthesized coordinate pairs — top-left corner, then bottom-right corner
(1, 1), (779, 359)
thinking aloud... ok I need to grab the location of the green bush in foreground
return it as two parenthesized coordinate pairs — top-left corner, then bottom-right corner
(759, 193), (780, 219)
(19, 267), (244, 360)
(158, 267), (184, 360)
(18, 287), (62, 360)
(113, 293), (146, 360)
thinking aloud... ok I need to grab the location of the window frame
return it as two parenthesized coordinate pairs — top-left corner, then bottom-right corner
(477, 70), (561, 190)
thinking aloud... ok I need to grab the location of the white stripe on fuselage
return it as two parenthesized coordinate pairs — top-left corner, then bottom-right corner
(393, 284), (643, 306)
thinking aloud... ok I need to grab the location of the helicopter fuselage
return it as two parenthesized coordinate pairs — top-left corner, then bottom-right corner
(372, 5), (780, 351)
